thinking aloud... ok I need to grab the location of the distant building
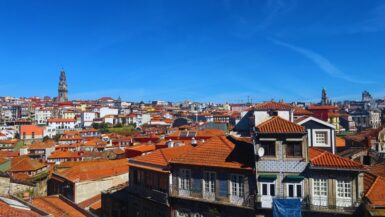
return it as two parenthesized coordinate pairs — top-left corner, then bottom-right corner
(57, 69), (68, 102)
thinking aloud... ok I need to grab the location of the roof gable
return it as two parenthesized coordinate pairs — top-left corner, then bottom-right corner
(256, 116), (305, 134)
(309, 148), (363, 170)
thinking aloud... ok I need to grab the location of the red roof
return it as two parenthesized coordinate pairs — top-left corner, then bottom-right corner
(256, 116), (305, 133)
(55, 159), (128, 183)
(170, 136), (254, 170)
(20, 125), (44, 136)
(48, 151), (82, 159)
(131, 145), (193, 169)
(0, 199), (40, 217)
(32, 195), (88, 217)
(253, 101), (293, 111)
(365, 176), (385, 206)
(10, 156), (46, 172)
(293, 106), (313, 116)
(309, 148), (363, 170)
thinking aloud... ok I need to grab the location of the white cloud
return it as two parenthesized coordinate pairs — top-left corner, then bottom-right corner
(271, 39), (374, 84)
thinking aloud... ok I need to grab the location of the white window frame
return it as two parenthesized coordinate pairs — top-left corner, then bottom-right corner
(336, 179), (352, 199)
(230, 174), (244, 197)
(260, 181), (276, 197)
(179, 169), (191, 191)
(203, 171), (216, 193)
(312, 178), (328, 197)
(286, 181), (303, 199)
(313, 129), (330, 147)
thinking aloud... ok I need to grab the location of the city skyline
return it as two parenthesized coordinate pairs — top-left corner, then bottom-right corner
(0, 0), (384, 102)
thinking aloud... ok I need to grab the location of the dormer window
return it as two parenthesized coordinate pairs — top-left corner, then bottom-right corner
(268, 110), (278, 116)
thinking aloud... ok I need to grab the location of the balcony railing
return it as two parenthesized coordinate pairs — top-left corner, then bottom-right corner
(127, 185), (169, 205)
(170, 185), (255, 209)
(302, 196), (358, 213)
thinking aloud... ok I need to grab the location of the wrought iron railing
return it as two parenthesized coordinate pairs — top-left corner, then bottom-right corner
(170, 185), (255, 209)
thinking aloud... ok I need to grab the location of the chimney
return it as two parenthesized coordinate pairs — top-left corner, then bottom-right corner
(191, 137), (197, 147)
(22, 191), (30, 202)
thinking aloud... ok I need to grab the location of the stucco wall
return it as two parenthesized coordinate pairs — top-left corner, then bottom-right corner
(74, 173), (128, 203)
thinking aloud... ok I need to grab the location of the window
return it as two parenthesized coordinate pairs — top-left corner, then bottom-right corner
(313, 178), (328, 197)
(231, 174), (244, 197)
(180, 169), (191, 190)
(287, 183), (302, 198)
(337, 180), (351, 198)
(261, 182), (275, 196)
(32, 132), (35, 139)
(315, 131), (328, 145)
(286, 142), (302, 157)
(203, 171), (215, 193)
(261, 141), (276, 157)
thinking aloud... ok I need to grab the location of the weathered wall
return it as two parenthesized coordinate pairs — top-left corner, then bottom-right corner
(0, 176), (10, 195)
(74, 172), (128, 203)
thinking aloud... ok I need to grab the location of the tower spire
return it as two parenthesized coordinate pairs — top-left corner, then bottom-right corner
(57, 69), (68, 102)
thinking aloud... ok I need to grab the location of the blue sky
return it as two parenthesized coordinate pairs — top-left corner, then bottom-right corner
(0, 0), (384, 103)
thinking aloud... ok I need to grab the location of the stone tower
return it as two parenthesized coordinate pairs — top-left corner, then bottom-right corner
(57, 69), (68, 102)
(321, 88), (330, 105)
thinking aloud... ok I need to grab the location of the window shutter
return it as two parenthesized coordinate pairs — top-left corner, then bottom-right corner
(218, 173), (228, 197)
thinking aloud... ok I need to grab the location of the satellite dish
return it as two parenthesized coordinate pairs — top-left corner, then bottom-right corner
(258, 147), (265, 157)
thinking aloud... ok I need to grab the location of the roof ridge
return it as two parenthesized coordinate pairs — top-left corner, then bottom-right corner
(159, 149), (169, 164)
(365, 176), (380, 198)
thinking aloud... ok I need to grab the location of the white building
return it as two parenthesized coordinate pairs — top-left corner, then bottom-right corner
(81, 112), (96, 128)
(99, 107), (118, 118)
(34, 108), (52, 125)
(47, 118), (77, 131)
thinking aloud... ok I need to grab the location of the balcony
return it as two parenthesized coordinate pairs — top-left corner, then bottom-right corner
(127, 185), (169, 205)
(302, 196), (358, 214)
(170, 186), (255, 209)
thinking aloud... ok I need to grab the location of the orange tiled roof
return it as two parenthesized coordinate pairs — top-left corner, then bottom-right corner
(32, 195), (88, 217)
(78, 194), (101, 209)
(48, 151), (82, 159)
(10, 156), (46, 172)
(336, 137), (346, 148)
(309, 148), (363, 170)
(131, 145), (193, 168)
(0, 200), (40, 217)
(126, 144), (156, 153)
(170, 136), (254, 170)
(55, 159), (128, 183)
(253, 101), (293, 111)
(29, 141), (55, 149)
(256, 116), (305, 133)
(20, 125), (44, 136)
(293, 106), (313, 116)
(365, 176), (385, 206)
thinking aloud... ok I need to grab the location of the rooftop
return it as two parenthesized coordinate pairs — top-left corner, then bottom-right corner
(256, 116), (305, 134)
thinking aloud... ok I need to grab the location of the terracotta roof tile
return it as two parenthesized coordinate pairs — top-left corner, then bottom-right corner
(309, 148), (363, 170)
(253, 101), (293, 111)
(55, 159), (128, 183)
(256, 116), (305, 133)
(10, 156), (46, 172)
(0, 200), (40, 217)
(365, 176), (385, 206)
(170, 136), (254, 170)
(130, 145), (193, 168)
(32, 195), (88, 217)
(293, 106), (313, 116)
